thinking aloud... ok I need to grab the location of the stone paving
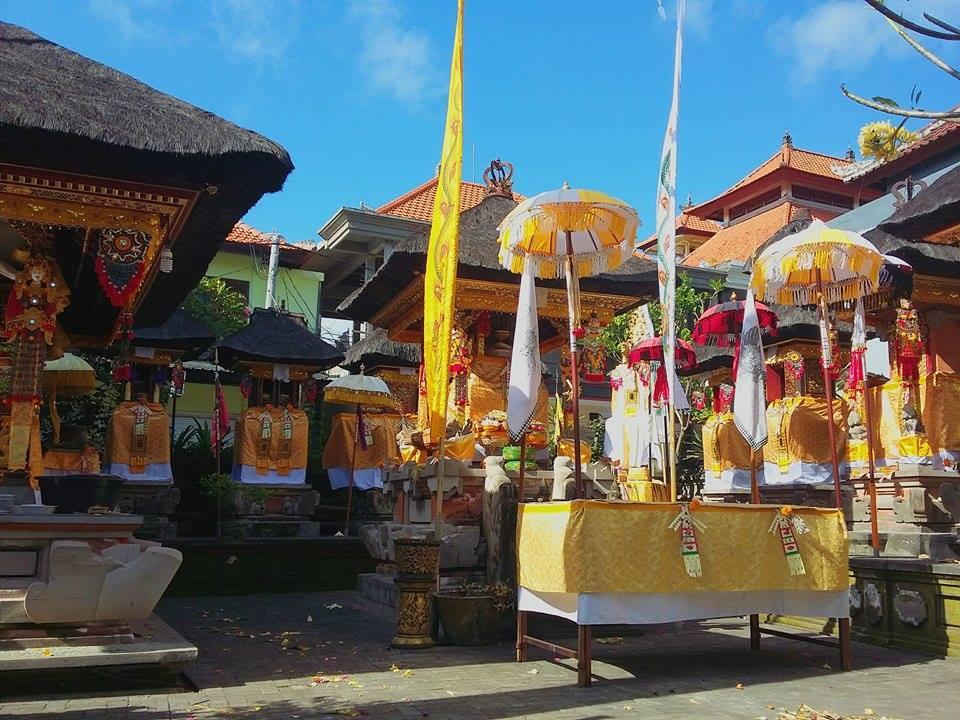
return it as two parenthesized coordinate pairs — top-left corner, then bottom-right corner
(2, 590), (959, 719)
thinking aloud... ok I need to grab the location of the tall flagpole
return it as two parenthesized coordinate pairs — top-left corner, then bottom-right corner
(423, 0), (465, 588)
(653, 0), (685, 502)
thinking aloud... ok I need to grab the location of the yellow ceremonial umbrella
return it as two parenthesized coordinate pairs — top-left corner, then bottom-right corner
(750, 219), (884, 509)
(498, 185), (640, 497)
(42, 353), (97, 443)
(323, 373), (395, 535)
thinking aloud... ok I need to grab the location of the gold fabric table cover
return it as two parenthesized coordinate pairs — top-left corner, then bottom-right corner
(106, 402), (171, 466)
(322, 412), (401, 471)
(236, 405), (309, 474)
(517, 501), (848, 595)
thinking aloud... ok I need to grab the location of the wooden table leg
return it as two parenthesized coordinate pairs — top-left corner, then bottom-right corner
(749, 614), (761, 651)
(577, 624), (592, 687)
(838, 617), (852, 671)
(516, 609), (527, 663)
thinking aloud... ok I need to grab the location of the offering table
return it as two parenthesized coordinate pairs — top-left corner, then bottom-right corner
(516, 500), (850, 686)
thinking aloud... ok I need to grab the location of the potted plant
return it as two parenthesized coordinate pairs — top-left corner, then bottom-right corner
(433, 580), (513, 646)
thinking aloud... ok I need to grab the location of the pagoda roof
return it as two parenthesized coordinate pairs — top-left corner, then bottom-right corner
(375, 176), (523, 222)
(689, 141), (853, 218)
(217, 308), (342, 369)
(339, 194), (657, 322)
(0, 22), (293, 329)
(682, 202), (838, 268)
(342, 327), (420, 373)
(132, 308), (215, 357)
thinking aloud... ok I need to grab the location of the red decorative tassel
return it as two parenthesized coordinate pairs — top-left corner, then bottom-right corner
(846, 347), (866, 395)
(653, 364), (669, 406)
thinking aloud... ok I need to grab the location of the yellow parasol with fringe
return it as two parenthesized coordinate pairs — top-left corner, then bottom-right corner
(43, 353), (97, 444)
(498, 185), (640, 498)
(750, 218), (884, 509)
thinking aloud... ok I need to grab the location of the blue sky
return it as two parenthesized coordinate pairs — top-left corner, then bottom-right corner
(4, 0), (960, 242)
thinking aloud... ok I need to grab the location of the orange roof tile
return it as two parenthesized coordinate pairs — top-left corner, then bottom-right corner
(225, 221), (285, 246)
(690, 144), (852, 216)
(681, 202), (838, 268)
(375, 177), (522, 222)
(638, 212), (721, 250)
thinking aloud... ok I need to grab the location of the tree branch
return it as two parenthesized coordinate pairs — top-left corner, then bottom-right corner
(841, 84), (960, 119)
(864, 0), (960, 40)
(887, 18), (960, 81)
(924, 12), (960, 35)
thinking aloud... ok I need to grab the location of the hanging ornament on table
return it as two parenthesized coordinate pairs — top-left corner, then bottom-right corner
(652, 360), (669, 407)
(94, 228), (150, 308)
(783, 351), (805, 386)
(579, 312), (607, 383)
(171, 360), (186, 398)
(240, 375), (253, 399)
(256, 408), (273, 474)
(769, 506), (810, 576)
(892, 298), (923, 384)
(691, 390), (707, 411)
(302, 376), (317, 404)
(278, 406), (294, 473)
(129, 399), (151, 474)
(668, 501), (707, 578)
(356, 404), (373, 451)
(820, 327), (841, 380)
(4, 255), (71, 345)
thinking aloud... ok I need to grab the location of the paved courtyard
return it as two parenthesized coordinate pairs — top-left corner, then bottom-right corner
(2, 590), (958, 720)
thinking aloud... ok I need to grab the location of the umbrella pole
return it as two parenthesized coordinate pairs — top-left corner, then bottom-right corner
(517, 433), (527, 504)
(863, 377), (880, 551)
(668, 398), (677, 502)
(435, 436), (447, 592)
(750, 449), (759, 504)
(344, 403), (359, 537)
(564, 231), (584, 499)
(815, 270), (843, 510)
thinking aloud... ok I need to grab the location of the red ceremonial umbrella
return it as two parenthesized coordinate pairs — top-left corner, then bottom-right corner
(628, 338), (697, 405)
(691, 297), (779, 348)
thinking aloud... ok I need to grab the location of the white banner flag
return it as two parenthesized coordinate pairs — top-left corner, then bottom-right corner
(653, 0), (684, 405)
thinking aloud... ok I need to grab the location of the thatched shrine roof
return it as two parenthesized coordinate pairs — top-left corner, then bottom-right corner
(864, 228), (960, 279)
(132, 308), (215, 357)
(342, 327), (420, 373)
(0, 23), (293, 329)
(878, 164), (960, 240)
(338, 194), (657, 321)
(217, 308), (342, 369)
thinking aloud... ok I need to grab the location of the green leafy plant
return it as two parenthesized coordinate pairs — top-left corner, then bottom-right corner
(588, 415), (606, 463)
(40, 353), (121, 450)
(182, 277), (248, 340)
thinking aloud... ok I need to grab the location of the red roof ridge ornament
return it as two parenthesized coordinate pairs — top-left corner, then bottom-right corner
(483, 158), (514, 197)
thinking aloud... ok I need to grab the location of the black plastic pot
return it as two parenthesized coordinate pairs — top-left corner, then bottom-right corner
(38, 474), (123, 514)
(433, 592), (499, 646)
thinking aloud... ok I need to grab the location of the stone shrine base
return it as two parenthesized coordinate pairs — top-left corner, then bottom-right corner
(0, 612), (196, 673)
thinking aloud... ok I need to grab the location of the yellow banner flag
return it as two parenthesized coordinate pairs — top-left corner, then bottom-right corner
(424, 0), (464, 441)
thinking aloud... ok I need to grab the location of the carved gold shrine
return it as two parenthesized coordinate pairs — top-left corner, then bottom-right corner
(374, 275), (638, 351)
(0, 163), (199, 341)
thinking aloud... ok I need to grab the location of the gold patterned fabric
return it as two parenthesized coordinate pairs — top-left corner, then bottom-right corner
(870, 372), (960, 468)
(703, 412), (761, 473)
(467, 355), (547, 426)
(237, 405), (309, 474)
(517, 501), (848, 594)
(322, 412), (401, 471)
(42, 447), (101, 474)
(106, 402), (171, 466)
(763, 397), (846, 470)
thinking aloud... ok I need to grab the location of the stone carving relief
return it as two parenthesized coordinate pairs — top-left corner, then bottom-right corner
(863, 582), (884, 626)
(893, 588), (928, 627)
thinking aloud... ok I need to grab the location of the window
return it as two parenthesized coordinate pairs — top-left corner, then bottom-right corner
(221, 278), (250, 302)
(792, 185), (854, 210)
(728, 187), (782, 221)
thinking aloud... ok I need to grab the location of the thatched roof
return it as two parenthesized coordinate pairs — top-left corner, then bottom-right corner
(132, 308), (215, 357)
(864, 228), (960, 279)
(342, 327), (420, 373)
(879, 164), (960, 239)
(218, 308), (342, 369)
(338, 194), (657, 320)
(0, 23), (293, 327)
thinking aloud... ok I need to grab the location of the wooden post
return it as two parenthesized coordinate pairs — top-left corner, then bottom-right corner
(838, 617), (853, 670)
(815, 270), (843, 510)
(516, 609), (528, 662)
(749, 613), (761, 650)
(564, 230), (584, 499)
(577, 624), (592, 687)
(434, 436), (447, 591)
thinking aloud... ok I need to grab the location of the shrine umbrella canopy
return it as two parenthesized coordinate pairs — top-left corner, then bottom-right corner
(750, 218), (884, 509)
(497, 184), (640, 500)
(691, 296), (778, 348)
(628, 337), (698, 369)
(323, 374), (395, 410)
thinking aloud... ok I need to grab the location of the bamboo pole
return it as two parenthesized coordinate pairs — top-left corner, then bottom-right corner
(434, 436), (447, 591)
(343, 403), (360, 537)
(564, 230), (585, 499)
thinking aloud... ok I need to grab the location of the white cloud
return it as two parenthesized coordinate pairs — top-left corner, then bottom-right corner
(769, 0), (958, 85)
(212, 0), (301, 64)
(87, 0), (151, 40)
(348, 0), (436, 108)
